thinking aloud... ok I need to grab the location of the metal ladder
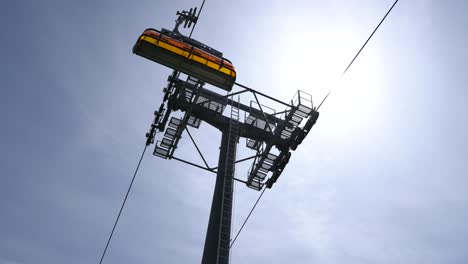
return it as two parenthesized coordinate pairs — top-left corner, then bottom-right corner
(217, 96), (240, 263)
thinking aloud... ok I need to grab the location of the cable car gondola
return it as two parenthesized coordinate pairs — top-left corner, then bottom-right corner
(133, 9), (236, 91)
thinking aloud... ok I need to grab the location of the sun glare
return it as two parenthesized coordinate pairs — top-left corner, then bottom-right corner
(270, 27), (386, 133)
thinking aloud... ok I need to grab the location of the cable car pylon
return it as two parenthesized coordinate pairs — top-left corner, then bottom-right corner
(100, 1), (401, 263)
(133, 7), (319, 264)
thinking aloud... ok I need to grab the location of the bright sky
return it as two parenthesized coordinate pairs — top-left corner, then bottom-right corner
(2, 0), (468, 263)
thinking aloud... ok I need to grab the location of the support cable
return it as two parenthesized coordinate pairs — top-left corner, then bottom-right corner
(316, 0), (400, 110)
(230, 0), (401, 249)
(189, 0), (206, 38)
(99, 145), (147, 264)
(230, 187), (267, 248)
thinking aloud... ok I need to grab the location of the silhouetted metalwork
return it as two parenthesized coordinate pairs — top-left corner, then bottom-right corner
(134, 7), (319, 264)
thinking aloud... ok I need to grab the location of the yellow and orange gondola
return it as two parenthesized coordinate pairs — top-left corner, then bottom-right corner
(133, 28), (236, 91)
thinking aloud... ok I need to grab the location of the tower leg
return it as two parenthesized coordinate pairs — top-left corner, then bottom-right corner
(202, 129), (236, 264)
